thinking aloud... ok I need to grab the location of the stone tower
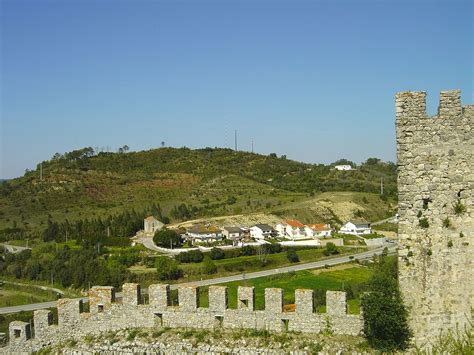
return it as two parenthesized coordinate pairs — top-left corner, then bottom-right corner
(396, 90), (473, 345)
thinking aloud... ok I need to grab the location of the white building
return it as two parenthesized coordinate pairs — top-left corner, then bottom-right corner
(186, 224), (223, 244)
(275, 220), (307, 240)
(335, 165), (353, 171)
(306, 224), (332, 238)
(144, 216), (164, 235)
(339, 221), (372, 235)
(250, 224), (276, 240)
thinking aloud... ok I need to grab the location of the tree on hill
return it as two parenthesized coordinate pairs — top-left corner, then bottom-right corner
(361, 255), (412, 351)
(153, 229), (182, 248)
(364, 157), (381, 165)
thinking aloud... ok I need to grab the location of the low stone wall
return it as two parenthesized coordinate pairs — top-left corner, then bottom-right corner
(318, 238), (344, 247)
(4, 283), (363, 352)
(363, 237), (386, 247)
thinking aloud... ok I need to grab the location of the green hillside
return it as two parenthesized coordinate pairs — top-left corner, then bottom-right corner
(0, 147), (396, 240)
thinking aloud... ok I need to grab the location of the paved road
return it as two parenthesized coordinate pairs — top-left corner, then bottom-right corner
(0, 245), (396, 314)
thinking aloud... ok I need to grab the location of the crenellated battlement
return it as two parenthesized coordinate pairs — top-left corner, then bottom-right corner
(5, 283), (362, 352)
(395, 89), (465, 121)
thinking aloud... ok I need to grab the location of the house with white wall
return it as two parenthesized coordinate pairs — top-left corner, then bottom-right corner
(339, 221), (372, 235)
(306, 223), (332, 238)
(186, 224), (223, 244)
(250, 224), (276, 240)
(335, 165), (352, 171)
(275, 220), (308, 240)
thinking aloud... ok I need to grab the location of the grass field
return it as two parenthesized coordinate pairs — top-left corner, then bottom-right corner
(0, 283), (59, 308)
(192, 265), (373, 314)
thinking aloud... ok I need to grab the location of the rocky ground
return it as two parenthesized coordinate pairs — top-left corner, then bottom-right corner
(50, 327), (373, 354)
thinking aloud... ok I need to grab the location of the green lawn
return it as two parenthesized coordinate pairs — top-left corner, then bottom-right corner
(195, 265), (373, 314)
(0, 283), (59, 308)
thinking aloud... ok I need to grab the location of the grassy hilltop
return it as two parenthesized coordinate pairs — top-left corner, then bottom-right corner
(0, 147), (396, 237)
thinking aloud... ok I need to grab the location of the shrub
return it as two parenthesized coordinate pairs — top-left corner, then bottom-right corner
(323, 242), (340, 256)
(442, 217), (451, 228)
(453, 199), (466, 216)
(210, 247), (225, 260)
(201, 256), (217, 274)
(175, 250), (204, 263)
(240, 245), (256, 256)
(155, 256), (183, 280)
(286, 249), (299, 263)
(447, 240), (453, 248)
(361, 256), (412, 351)
(418, 218), (429, 229)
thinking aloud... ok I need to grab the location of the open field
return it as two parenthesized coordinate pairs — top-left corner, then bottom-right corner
(0, 283), (59, 308)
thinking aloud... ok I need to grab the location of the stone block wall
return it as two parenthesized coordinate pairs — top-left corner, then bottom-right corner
(396, 90), (473, 345)
(5, 283), (363, 352)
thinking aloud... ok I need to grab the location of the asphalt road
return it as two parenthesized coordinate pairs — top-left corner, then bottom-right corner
(0, 245), (395, 315)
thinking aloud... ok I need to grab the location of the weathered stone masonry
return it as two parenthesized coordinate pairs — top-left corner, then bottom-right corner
(5, 283), (361, 352)
(396, 90), (473, 345)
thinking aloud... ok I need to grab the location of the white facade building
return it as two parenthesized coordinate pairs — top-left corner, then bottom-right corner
(250, 224), (276, 240)
(335, 165), (353, 171)
(306, 224), (332, 238)
(339, 221), (372, 235)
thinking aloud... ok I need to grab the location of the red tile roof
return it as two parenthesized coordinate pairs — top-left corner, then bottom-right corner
(285, 219), (305, 228)
(307, 223), (331, 231)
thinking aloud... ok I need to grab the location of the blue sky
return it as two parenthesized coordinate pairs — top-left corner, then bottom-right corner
(1, 0), (472, 178)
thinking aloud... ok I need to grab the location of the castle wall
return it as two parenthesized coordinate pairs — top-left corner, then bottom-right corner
(396, 90), (473, 345)
(5, 284), (362, 352)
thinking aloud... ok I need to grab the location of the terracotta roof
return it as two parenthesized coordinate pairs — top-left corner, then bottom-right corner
(307, 223), (331, 231)
(145, 216), (158, 221)
(285, 219), (305, 228)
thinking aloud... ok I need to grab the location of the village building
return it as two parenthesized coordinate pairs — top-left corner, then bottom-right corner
(186, 224), (223, 244)
(144, 216), (164, 235)
(306, 223), (332, 238)
(275, 220), (307, 240)
(339, 221), (371, 235)
(249, 224), (276, 240)
(334, 164), (352, 171)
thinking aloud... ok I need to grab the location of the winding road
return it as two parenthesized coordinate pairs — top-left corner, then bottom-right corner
(0, 244), (396, 315)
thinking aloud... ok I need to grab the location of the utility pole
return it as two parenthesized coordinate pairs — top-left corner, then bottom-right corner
(251, 140), (254, 153)
(380, 178), (384, 195)
(40, 163), (43, 181)
(107, 226), (110, 238)
(234, 130), (238, 151)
